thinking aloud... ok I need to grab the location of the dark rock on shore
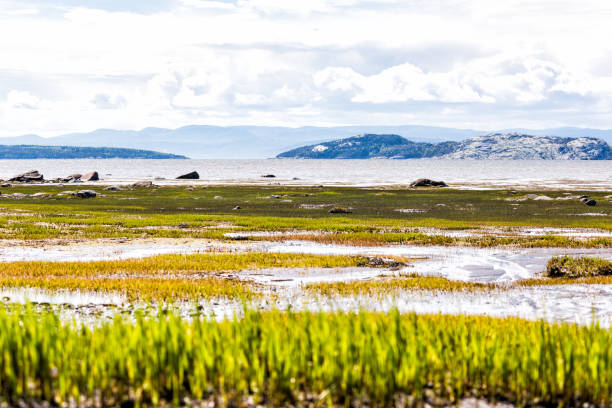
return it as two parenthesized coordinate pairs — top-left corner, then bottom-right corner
(81, 171), (99, 181)
(261, 174), (276, 178)
(585, 199), (597, 206)
(10, 170), (43, 182)
(410, 178), (448, 187)
(176, 171), (199, 180)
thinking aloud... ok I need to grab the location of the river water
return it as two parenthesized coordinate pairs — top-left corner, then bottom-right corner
(0, 159), (610, 189)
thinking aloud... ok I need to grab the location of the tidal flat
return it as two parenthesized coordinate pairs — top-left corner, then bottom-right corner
(0, 184), (610, 406)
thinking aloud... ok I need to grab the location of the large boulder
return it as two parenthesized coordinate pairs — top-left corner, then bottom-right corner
(176, 171), (199, 180)
(81, 171), (99, 181)
(9, 170), (43, 183)
(409, 178), (448, 187)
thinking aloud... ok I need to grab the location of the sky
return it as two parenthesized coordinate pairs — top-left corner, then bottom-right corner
(1, 0), (612, 136)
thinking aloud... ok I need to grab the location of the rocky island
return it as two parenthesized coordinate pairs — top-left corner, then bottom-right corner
(277, 133), (612, 160)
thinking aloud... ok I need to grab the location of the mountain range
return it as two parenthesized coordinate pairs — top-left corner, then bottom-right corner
(2, 125), (612, 159)
(277, 133), (612, 160)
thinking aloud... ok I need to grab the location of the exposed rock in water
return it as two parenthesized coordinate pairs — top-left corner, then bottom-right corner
(261, 174), (276, 178)
(410, 178), (448, 187)
(9, 170), (43, 183)
(176, 171), (199, 180)
(81, 171), (99, 181)
(131, 181), (154, 188)
(77, 190), (97, 198)
(359, 256), (406, 269)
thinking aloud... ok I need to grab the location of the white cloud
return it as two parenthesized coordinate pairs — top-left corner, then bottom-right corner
(1, 0), (612, 135)
(5, 90), (45, 109)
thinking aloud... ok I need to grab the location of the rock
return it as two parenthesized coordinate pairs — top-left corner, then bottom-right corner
(104, 185), (123, 191)
(176, 171), (199, 180)
(328, 207), (352, 214)
(131, 181), (154, 188)
(585, 199), (597, 206)
(76, 190), (97, 198)
(30, 192), (51, 199)
(359, 256), (406, 269)
(66, 173), (82, 181)
(185, 186), (194, 191)
(0, 183), (10, 188)
(9, 170), (43, 183)
(269, 195), (283, 199)
(233, 205), (241, 210)
(410, 178), (448, 187)
(81, 171), (99, 181)
(261, 174), (276, 178)
(214, 196), (223, 199)
(177, 222), (189, 229)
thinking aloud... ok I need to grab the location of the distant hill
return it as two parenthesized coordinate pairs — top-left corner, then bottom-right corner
(0, 145), (187, 159)
(277, 134), (459, 159)
(1, 125), (612, 158)
(277, 133), (612, 160)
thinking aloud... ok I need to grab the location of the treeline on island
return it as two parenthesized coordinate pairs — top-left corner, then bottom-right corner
(0, 145), (188, 159)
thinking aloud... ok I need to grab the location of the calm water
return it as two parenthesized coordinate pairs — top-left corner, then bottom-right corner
(0, 159), (610, 190)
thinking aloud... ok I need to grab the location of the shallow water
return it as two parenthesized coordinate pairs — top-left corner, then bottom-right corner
(265, 241), (612, 282)
(0, 159), (610, 189)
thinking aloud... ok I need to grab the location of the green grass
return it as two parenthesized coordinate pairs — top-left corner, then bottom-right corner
(546, 256), (612, 278)
(0, 185), (608, 243)
(1, 307), (612, 407)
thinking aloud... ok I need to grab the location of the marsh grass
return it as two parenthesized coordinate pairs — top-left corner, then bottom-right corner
(264, 231), (612, 248)
(546, 255), (612, 278)
(0, 253), (366, 301)
(306, 275), (494, 296)
(1, 307), (612, 407)
(0, 186), (608, 243)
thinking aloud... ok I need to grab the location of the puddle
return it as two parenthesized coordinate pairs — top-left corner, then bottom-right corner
(264, 241), (612, 283)
(0, 238), (255, 262)
(237, 267), (398, 287)
(287, 284), (612, 327)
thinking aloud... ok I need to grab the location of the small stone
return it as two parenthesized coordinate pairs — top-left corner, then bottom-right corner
(104, 185), (123, 191)
(328, 207), (352, 214)
(232, 205), (241, 210)
(585, 199), (597, 206)
(77, 190), (97, 198)
(0, 183), (10, 188)
(131, 181), (154, 188)
(261, 174), (276, 178)
(178, 222), (189, 229)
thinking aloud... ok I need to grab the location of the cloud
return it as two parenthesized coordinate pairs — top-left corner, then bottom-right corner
(5, 90), (45, 109)
(90, 93), (127, 109)
(1, 0), (612, 135)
